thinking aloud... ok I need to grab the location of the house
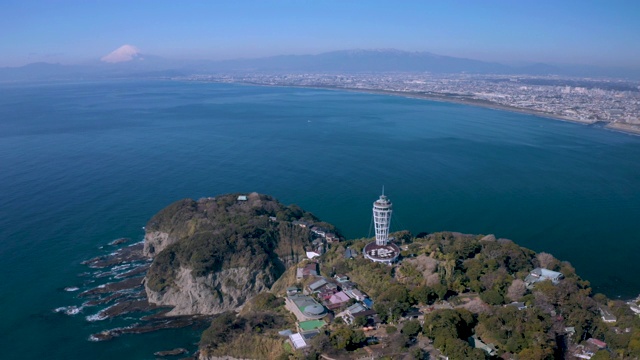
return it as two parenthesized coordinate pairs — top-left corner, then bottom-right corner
(339, 281), (357, 291)
(328, 291), (351, 307)
(308, 278), (328, 293)
(564, 327), (576, 337)
(363, 298), (374, 309)
(336, 302), (377, 324)
(402, 307), (423, 321)
(287, 286), (300, 296)
(587, 338), (607, 349)
(469, 335), (498, 356)
(310, 226), (327, 237)
(611, 327), (632, 334)
(599, 307), (617, 323)
(237, 195), (247, 201)
(326, 233), (339, 242)
(319, 287), (338, 301)
(296, 262), (318, 280)
(344, 288), (367, 301)
(525, 268), (564, 287)
(334, 274), (349, 283)
(507, 302), (527, 311)
(292, 220), (312, 228)
(306, 250), (321, 259)
(346, 303), (367, 316)
(344, 247), (357, 259)
(572, 345), (595, 359)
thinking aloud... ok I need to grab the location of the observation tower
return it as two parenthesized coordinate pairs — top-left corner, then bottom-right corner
(373, 193), (392, 246)
(363, 190), (400, 264)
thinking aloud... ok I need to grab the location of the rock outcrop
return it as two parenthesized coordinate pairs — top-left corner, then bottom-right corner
(143, 193), (336, 316)
(146, 266), (277, 316)
(143, 231), (173, 258)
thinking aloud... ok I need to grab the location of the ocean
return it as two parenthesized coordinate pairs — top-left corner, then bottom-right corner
(0, 79), (639, 359)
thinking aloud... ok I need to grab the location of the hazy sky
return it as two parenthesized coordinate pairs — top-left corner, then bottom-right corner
(2, 0), (640, 67)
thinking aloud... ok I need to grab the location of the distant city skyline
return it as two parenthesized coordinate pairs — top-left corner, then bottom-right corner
(2, 0), (640, 68)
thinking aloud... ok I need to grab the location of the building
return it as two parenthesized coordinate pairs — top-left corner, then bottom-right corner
(326, 291), (351, 309)
(587, 338), (607, 349)
(296, 262), (318, 280)
(507, 302), (527, 311)
(525, 268), (564, 287)
(337, 302), (377, 324)
(325, 233), (339, 243)
(344, 247), (357, 259)
(344, 288), (367, 301)
(286, 286), (300, 296)
(469, 335), (498, 356)
(308, 278), (329, 293)
(599, 307), (617, 323)
(289, 333), (308, 350)
(285, 294), (327, 321)
(334, 274), (349, 283)
(363, 191), (400, 264)
(292, 220), (312, 228)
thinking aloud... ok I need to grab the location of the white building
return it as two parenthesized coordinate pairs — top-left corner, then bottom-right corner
(525, 268), (564, 287)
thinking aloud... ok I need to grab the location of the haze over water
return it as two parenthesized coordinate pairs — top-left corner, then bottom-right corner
(1, 80), (639, 358)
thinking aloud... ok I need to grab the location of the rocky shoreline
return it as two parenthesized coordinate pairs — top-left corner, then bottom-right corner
(58, 239), (210, 356)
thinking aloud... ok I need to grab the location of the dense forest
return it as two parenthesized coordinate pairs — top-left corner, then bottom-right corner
(145, 193), (337, 292)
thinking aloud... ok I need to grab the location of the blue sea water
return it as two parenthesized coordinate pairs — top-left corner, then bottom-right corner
(0, 80), (639, 359)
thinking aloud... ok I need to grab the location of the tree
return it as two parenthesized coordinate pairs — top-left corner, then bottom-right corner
(518, 347), (553, 360)
(591, 350), (611, 360)
(410, 347), (426, 360)
(353, 315), (368, 327)
(480, 289), (504, 305)
(330, 326), (366, 350)
(402, 320), (422, 338)
(410, 285), (436, 305)
(536, 252), (559, 270)
(506, 279), (527, 302)
(422, 309), (475, 341)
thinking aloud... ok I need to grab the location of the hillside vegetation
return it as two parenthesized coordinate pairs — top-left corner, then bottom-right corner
(146, 193), (336, 293)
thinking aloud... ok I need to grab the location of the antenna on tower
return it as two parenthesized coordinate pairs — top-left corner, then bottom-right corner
(382, 185), (385, 196)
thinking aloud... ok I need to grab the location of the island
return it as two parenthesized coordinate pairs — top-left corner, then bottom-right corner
(77, 193), (640, 359)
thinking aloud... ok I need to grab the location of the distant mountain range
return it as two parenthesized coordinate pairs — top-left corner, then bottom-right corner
(1, 47), (639, 81)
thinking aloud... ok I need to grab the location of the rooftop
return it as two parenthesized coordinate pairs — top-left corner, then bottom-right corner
(363, 242), (400, 262)
(286, 294), (327, 321)
(289, 333), (307, 349)
(298, 319), (326, 332)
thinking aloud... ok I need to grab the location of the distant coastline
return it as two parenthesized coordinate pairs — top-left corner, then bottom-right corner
(218, 80), (640, 136)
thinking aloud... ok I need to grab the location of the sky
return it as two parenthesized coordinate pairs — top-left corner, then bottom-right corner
(2, 0), (640, 68)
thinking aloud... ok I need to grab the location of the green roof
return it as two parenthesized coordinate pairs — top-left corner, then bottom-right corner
(299, 319), (326, 331)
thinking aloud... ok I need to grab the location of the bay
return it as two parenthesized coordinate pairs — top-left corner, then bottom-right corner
(0, 80), (639, 359)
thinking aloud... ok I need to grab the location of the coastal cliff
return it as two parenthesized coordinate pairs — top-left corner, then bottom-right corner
(143, 193), (335, 316)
